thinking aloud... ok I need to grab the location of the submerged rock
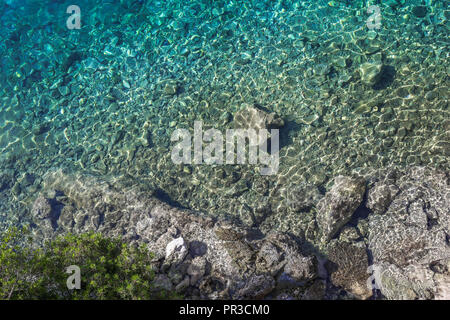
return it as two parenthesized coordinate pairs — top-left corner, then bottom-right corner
(316, 176), (366, 241)
(163, 81), (179, 95)
(0, 170), (14, 192)
(32, 196), (53, 220)
(232, 105), (284, 148)
(284, 182), (323, 212)
(234, 104), (284, 131)
(412, 6), (428, 18)
(359, 62), (383, 86)
(366, 183), (399, 215)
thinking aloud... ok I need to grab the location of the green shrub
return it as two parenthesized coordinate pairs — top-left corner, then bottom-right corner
(0, 227), (181, 300)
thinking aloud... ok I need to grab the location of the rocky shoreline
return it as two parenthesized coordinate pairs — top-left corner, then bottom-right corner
(29, 166), (449, 300)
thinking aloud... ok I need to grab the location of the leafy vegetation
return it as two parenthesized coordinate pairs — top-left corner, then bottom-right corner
(0, 227), (181, 300)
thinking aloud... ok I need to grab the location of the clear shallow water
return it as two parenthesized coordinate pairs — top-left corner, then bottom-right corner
(0, 0), (448, 234)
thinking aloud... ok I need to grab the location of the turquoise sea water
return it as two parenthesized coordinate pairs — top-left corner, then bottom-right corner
(0, 0), (448, 234)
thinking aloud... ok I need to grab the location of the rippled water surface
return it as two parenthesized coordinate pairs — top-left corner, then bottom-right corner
(0, 0), (448, 234)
